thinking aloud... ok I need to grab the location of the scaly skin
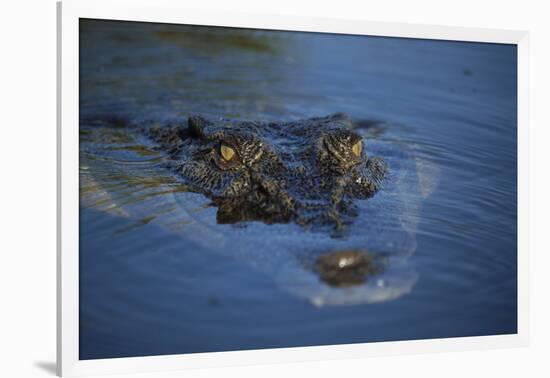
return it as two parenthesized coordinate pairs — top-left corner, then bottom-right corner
(147, 112), (387, 231)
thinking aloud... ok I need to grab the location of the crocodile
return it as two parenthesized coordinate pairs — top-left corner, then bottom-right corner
(80, 112), (436, 304)
(142, 113), (390, 288)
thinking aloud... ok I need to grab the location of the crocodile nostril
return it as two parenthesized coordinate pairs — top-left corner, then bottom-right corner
(315, 250), (382, 287)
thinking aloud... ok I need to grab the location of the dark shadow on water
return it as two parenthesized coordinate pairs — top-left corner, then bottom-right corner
(34, 361), (56, 376)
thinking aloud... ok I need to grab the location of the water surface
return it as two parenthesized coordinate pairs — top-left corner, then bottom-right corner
(79, 19), (517, 359)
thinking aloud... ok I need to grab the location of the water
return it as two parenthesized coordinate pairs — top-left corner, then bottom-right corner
(79, 19), (517, 359)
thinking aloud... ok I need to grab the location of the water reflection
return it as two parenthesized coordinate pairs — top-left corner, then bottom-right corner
(80, 19), (298, 121)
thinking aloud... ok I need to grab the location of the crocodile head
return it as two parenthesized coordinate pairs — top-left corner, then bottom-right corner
(149, 113), (387, 230)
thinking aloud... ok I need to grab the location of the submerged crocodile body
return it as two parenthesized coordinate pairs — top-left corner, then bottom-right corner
(80, 112), (435, 302)
(147, 113), (387, 231)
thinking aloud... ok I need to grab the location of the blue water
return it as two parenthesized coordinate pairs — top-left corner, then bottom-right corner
(79, 19), (517, 359)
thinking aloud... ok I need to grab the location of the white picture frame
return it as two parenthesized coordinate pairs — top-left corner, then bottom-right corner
(57, 0), (529, 376)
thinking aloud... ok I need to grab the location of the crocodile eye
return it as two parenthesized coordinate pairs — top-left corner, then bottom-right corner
(220, 144), (236, 161)
(351, 140), (362, 157)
